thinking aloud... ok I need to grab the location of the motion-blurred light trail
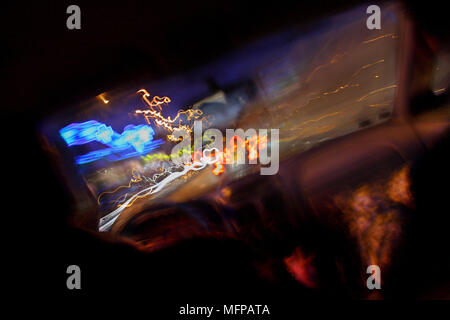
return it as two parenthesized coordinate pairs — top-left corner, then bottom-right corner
(99, 148), (220, 231)
(135, 89), (205, 142)
(60, 120), (164, 164)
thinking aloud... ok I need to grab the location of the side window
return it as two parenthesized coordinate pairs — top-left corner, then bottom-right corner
(432, 52), (449, 95)
(239, 4), (400, 158)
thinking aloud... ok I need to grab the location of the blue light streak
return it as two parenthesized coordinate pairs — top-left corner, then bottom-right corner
(59, 120), (164, 164)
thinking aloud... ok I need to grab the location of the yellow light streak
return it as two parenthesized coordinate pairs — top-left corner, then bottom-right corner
(357, 85), (397, 102)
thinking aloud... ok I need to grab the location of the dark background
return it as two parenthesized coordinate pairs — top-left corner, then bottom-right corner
(3, 0), (448, 314)
(2, 0), (365, 118)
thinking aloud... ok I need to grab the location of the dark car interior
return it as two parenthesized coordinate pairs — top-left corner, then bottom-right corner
(5, 0), (449, 310)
